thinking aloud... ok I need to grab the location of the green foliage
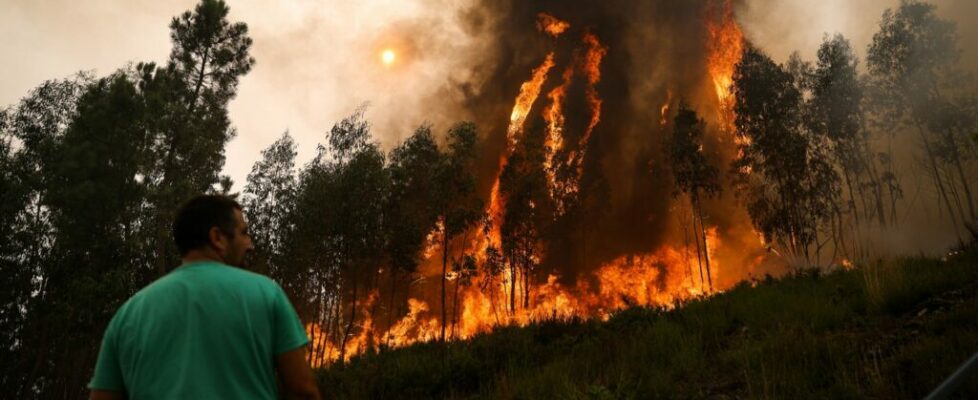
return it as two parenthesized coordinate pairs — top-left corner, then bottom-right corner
(243, 131), (297, 277)
(386, 125), (442, 275)
(143, 0), (256, 276)
(0, 1), (253, 396)
(317, 249), (978, 399)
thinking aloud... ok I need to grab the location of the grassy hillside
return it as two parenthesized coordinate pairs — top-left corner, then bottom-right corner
(316, 247), (978, 399)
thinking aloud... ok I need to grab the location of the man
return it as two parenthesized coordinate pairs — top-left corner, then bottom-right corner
(89, 195), (321, 399)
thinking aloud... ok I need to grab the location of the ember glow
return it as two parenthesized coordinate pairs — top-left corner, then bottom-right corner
(537, 13), (570, 38)
(304, 1), (781, 367)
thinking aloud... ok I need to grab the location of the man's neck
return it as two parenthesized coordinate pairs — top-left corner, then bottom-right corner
(181, 248), (226, 266)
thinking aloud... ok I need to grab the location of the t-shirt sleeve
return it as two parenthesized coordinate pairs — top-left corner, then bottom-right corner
(271, 284), (310, 355)
(88, 316), (125, 391)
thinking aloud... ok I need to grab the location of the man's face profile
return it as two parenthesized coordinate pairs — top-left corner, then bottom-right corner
(211, 208), (254, 267)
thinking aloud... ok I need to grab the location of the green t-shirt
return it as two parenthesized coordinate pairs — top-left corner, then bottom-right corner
(89, 261), (309, 399)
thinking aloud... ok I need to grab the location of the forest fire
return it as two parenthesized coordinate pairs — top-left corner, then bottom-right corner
(306, 225), (724, 366)
(8, 0), (976, 396)
(300, 0), (769, 366)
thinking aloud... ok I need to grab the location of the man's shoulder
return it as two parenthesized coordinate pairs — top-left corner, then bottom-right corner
(216, 263), (282, 290)
(131, 262), (279, 301)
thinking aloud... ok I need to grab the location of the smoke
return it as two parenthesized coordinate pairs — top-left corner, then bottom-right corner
(738, 0), (978, 71)
(223, 0), (489, 174)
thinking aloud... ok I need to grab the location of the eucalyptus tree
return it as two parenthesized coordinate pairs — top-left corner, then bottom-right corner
(867, 0), (978, 236)
(384, 125), (442, 334)
(434, 122), (482, 341)
(667, 102), (720, 291)
(0, 74), (90, 395)
(243, 131), (298, 278)
(733, 44), (838, 264)
(500, 123), (553, 312)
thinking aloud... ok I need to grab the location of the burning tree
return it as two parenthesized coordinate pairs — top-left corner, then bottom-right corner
(500, 123), (555, 313)
(291, 110), (390, 362)
(667, 102), (720, 291)
(384, 125), (442, 339)
(433, 122), (483, 341)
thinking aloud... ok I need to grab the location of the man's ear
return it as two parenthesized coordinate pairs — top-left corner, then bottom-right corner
(208, 226), (227, 252)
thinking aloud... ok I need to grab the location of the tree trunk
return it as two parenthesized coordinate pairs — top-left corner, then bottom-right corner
(947, 130), (977, 220)
(680, 205), (694, 283)
(452, 274), (461, 340)
(509, 257), (517, 315)
(690, 196), (706, 291)
(696, 203), (714, 292)
(386, 268), (398, 346)
(441, 232), (449, 342)
(522, 236), (530, 310)
(916, 123), (963, 241)
(842, 168), (860, 225)
(326, 288), (341, 363)
(339, 269), (358, 363)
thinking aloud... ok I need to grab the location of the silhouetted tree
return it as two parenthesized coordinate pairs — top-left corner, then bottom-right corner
(733, 44), (838, 265)
(435, 122), (482, 341)
(500, 124), (553, 312)
(40, 74), (151, 393)
(867, 0), (978, 238)
(384, 125), (442, 336)
(311, 110), (389, 361)
(243, 132), (298, 278)
(0, 74), (91, 395)
(667, 102), (720, 291)
(143, 0), (255, 277)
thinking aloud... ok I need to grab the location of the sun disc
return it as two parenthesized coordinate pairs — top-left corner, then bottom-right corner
(381, 49), (396, 66)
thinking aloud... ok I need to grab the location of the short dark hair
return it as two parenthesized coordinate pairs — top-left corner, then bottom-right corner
(173, 194), (242, 256)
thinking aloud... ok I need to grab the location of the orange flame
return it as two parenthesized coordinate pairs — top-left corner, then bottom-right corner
(543, 64), (575, 203)
(578, 31), (607, 151)
(422, 220), (444, 260)
(561, 31), (607, 197)
(660, 89), (674, 126)
(706, 0), (743, 133)
(508, 53), (556, 152)
(537, 13), (570, 38)
(305, 224), (739, 367)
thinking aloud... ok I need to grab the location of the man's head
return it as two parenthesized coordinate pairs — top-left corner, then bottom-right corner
(173, 195), (253, 267)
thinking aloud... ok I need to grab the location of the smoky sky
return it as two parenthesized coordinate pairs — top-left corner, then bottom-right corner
(3, 0), (976, 185)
